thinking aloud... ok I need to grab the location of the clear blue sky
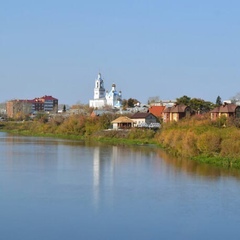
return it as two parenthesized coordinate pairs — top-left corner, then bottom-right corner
(1, 0), (240, 105)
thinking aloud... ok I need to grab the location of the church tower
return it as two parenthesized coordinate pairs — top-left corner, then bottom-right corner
(89, 72), (122, 109)
(94, 73), (105, 99)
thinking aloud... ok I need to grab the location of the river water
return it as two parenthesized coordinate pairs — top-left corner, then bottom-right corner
(1, 132), (240, 240)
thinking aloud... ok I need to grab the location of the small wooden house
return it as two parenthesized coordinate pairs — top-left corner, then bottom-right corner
(111, 116), (134, 130)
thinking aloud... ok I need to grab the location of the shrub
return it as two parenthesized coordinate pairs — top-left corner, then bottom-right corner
(220, 139), (240, 158)
(161, 129), (174, 148)
(196, 131), (221, 156)
(128, 128), (155, 140)
(181, 130), (199, 157)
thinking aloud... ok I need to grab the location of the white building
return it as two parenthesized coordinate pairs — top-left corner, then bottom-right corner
(89, 73), (122, 109)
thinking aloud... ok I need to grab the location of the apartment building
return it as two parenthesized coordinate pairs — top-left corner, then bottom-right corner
(32, 95), (58, 113)
(6, 100), (33, 118)
(6, 95), (58, 118)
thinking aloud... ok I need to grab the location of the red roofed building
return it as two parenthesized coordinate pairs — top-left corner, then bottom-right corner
(32, 95), (58, 113)
(148, 106), (165, 119)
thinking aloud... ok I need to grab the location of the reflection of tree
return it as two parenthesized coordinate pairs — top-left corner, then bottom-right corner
(156, 148), (240, 179)
(91, 143), (240, 180)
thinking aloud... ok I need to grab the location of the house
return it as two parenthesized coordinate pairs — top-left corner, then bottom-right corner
(163, 104), (191, 122)
(210, 103), (240, 121)
(148, 106), (165, 119)
(111, 116), (134, 130)
(130, 112), (158, 127)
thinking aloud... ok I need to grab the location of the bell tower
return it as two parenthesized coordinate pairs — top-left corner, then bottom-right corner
(94, 73), (105, 99)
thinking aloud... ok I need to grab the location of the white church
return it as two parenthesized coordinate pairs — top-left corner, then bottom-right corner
(89, 73), (122, 109)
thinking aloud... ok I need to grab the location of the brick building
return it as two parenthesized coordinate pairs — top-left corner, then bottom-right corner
(32, 95), (58, 113)
(6, 100), (33, 118)
(6, 95), (58, 118)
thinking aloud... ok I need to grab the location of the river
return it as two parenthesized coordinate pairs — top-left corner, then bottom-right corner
(0, 132), (240, 240)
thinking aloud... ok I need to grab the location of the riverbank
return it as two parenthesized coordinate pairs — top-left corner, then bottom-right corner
(155, 116), (240, 169)
(2, 115), (240, 169)
(0, 121), (157, 146)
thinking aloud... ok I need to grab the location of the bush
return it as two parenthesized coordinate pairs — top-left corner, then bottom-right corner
(128, 128), (155, 140)
(196, 131), (221, 156)
(181, 130), (199, 157)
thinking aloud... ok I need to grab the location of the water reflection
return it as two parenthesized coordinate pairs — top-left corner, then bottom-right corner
(93, 147), (100, 206)
(156, 148), (240, 180)
(1, 132), (240, 240)
(2, 134), (59, 171)
(92, 146), (116, 208)
(2, 132), (240, 181)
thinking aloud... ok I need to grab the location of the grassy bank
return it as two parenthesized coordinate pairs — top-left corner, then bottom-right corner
(0, 119), (157, 146)
(155, 116), (240, 168)
(2, 113), (240, 169)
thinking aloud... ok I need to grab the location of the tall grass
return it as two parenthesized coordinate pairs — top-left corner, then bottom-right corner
(156, 115), (240, 163)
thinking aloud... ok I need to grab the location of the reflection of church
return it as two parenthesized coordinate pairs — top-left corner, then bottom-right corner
(89, 73), (122, 109)
(92, 146), (116, 207)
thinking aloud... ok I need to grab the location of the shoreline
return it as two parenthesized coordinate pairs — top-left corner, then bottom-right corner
(2, 128), (240, 170)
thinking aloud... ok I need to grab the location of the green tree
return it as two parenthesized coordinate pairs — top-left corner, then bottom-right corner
(127, 98), (135, 107)
(190, 98), (214, 113)
(176, 95), (214, 114)
(215, 96), (222, 106)
(127, 98), (139, 108)
(176, 95), (191, 106)
(121, 99), (128, 108)
(98, 113), (117, 129)
(63, 105), (66, 112)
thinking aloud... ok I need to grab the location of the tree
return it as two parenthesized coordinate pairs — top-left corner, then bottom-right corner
(121, 99), (128, 109)
(35, 112), (48, 123)
(176, 95), (191, 106)
(127, 98), (135, 107)
(190, 98), (214, 113)
(176, 95), (214, 114)
(63, 105), (66, 112)
(215, 96), (222, 106)
(121, 98), (140, 108)
(71, 103), (93, 115)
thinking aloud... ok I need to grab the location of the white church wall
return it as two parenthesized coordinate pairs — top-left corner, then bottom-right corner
(89, 73), (122, 109)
